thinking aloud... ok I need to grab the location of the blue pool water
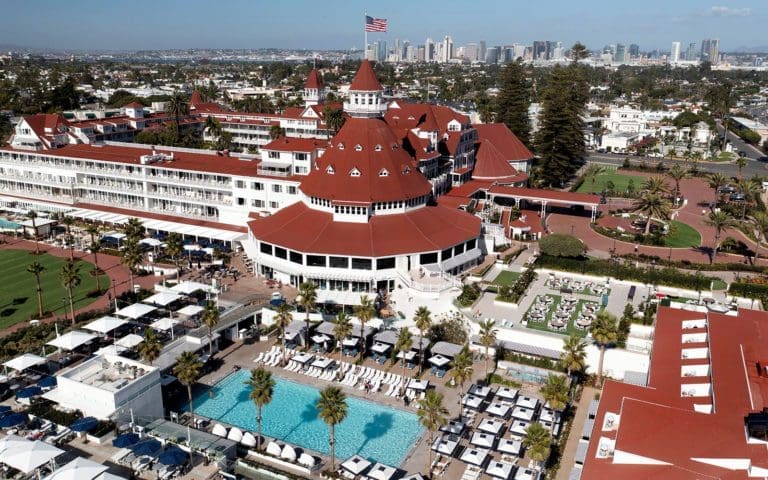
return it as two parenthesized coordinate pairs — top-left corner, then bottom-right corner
(191, 370), (424, 466)
(0, 218), (20, 230)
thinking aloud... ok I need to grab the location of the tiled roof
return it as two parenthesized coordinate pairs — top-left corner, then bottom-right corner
(488, 186), (600, 206)
(262, 137), (328, 153)
(349, 60), (383, 91)
(305, 69), (324, 90)
(474, 123), (533, 161)
(473, 138), (521, 180)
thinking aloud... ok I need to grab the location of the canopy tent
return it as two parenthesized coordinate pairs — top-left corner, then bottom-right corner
(428, 354), (451, 368)
(512, 407), (536, 422)
(1, 440), (63, 474)
(0, 435), (28, 455)
(496, 387), (519, 402)
(477, 418), (505, 435)
(439, 419), (466, 435)
(241, 432), (257, 448)
(497, 437), (523, 456)
(462, 394), (484, 410)
(515, 395), (540, 410)
(292, 352), (315, 365)
(514, 468), (538, 480)
(151, 318), (179, 332)
(341, 455), (372, 475)
(367, 462), (397, 480)
(486, 403), (511, 418)
(396, 350), (417, 361)
(371, 342), (391, 355)
(143, 292), (183, 307)
(84, 316), (128, 334)
(509, 420), (530, 437)
(266, 442), (282, 457)
(486, 460), (515, 480)
(46, 331), (96, 351)
(45, 456), (108, 480)
(94, 345), (127, 356)
(116, 334), (144, 349)
(176, 305), (204, 317)
(470, 432), (496, 449)
(468, 384), (493, 399)
(170, 281), (213, 295)
(211, 424), (228, 437)
(459, 447), (489, 466)
(342, 337), (359, 348)
(3, 353), (45, 372)
(311, 357), (334, 370)
(407, 379), (429, 391)
(115, 303), (156, 320)
(311, 334), (331, 345)
(431, 434), (460, 456)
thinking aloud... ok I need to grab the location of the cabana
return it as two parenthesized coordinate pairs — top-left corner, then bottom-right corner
(477, 418), (505, 436)
(311, 357), (334, 370)
(459, 447), (489, 466)
(84, 316), (128, 335)
(515, 395), (540, 410)
(512, 406), (536, 422)
(115, 303), (156, 320)
(283, 320), (307, 348)
(407, 379), (429, 391)
(366, 462), (397, 480)
(427, 354), (451, 377)
(496, 387), (519, 402)
(470, 432), (496, 449)
(428, 341), (463, 377)
(3, 354), (46, 373)
(310, 334), (332, 353)
(439, 419), (466, 435)
(486, 402), (511, 418)
(468, 384), (493, 399)
(292, 352), (315, 366)
(47, 331), (96, 351)
(514, 468), (539, 480)
(170, 281), (213, 295)
(0, 439), (63, 474)
(341, 455), (372, 476)
(462, 393), (484, 410)
(497, 437), (523, 456)
(486, 460), (515, 480)
(431, 434), (460, 456)
(509, 420), (530, 437)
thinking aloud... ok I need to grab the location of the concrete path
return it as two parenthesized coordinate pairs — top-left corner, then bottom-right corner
(555, 386), (599, 480)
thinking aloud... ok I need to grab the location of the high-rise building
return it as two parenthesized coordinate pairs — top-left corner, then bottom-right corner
(700, 38), (711, 61)
(442, 36), (453, 63)
(464, 43), (478, 62)
(629, 44), (640, 59)
(670, 41), (681, 64)
(513, 44), (526, 61)
(533, 41), (548, 60)
(709, 39), (720, 65)
(417, 45), (426, 62)
(615, 44), (627, 63)
(425, 38), (435, 62)
(479, 41), (487, 63)
(485, 46), (500, 64)
(374, 40), (387, 62)
(686, 42), (697, 61)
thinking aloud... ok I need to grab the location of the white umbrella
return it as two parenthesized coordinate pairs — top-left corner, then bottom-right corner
(431, 434), (460, 456)
(341, 455), (371, 475)
(227, 427), (243, 443)
(486, 402), (511, 418)
(84, 316), (128, 334)
(367, 462), (397, 480)
(46, 331), (96, 351)
(2, 440), (63, 474)
(266, 442), (282, 457)
(176, 305), (204, 317)
(470, 432), (495, 449)
(143, 292), (182, 307)
(298, 453), (316, 468)
(115, 303), (156, 320)
(497, 437), (523, 456)
(459, 447), (489, 466)
(241, 432), (257, 448)
(115, 334), (144, 349)
(485, 460), (515, 479)
(0, 434), (28, 455)
(211, 424), (228, 437)
(3, 354), (45, 372)
(280, 444), (297, 462)
(496, 387), (519, 401)
(477, 418), (505, 435)
(151, 317), (179, 332)
(45, 456), (108, 480)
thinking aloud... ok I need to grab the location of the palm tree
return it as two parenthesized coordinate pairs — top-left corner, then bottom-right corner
(540, 374), (569, 411)
(589, 311), (618, 387)
(60, 216), (76, 261)
(316, 386), (348, 472)
(633, 193), (672, 236)
(332, 312), (353, 364)
(164, 233), (184, 280)
(85, 224), (103, 293)
(641, 176), (670, 196)
(274, 303), (293, 366)
(737, 155), (748, 179)
(27, 261), (46, 318)
(478, 319), (498, 379)
(204, 115), (222, 139)
(245, 368), (275, 451)
(413, 306), (432, 374)
(736, 177), (761, 219)
(124, 217), (144, 244)
(297, 281), (317, 348)
(752, 211), (768, 260)
(707, 172), (728, 207)
(523, 422), (551, 467)
(322, 106), (346, 135)
(560, 335), (587, 378)
(395, 327), (413, 381)
(173, 351), (202, 420)
(138, 328), (162, 365)
(60, 260), (81, 325)
(269, 124), (285, 140)
(167, 92), (190, 139)
(27, 210), (40, 255)
(120, 242), (143, 288)
(704, 210), (736, 262)
(353, 295), (375, 360)
(666, 164), (689, 206)
(449, 346), (474, 417)
(201, 301), (220, 355)
(416, 390), (449, 476)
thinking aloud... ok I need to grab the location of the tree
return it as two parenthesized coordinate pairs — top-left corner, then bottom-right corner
(617, 304), (634, 347)
(84, 225), (103, 292)
(59, 260), (81, 325)
(523, 422), (551, 466)
(414, 306), (432, 374)
(269, 124), (285, 140)
(395, 327), (413, 382)
(245, 367), (275, 451)
(124, 217), (144, 244)
(540, 374), (569, 412)
(120, 242), (143, 288)
(539, 234), (586, 258)
(27, 210), (40, 255)
(274, 303), (293, 366)
(705, 82), (734, 151)
(495, 60), (531, 148)
(323, 106), (345, 135)
(298, 281), (317, 348)
(641, 176), (670, 196)
(353, 295), (375, 361)
(316, 386), (348, 472)
(666, 164), (690, 206)
(478, 319), (497, 379)
(204, 115), (222, 138)
(737, 155), (747, 180)
(173, 351), (202, 421)
(752, 211), (768, 260)
(201, 301), (219, 355)
(138, 328), (162, 365)
(27, 261), (47, 318)
(590, 311), (618, 386)
(570, 42), (590, 62)
(707, 172), (728, 207)
(704, 210), (736, 262)
(60, 216), (76, 261)
(736, 177), (761, 219)
(332, 312), (353, 364)
(416, 390), (449, 476)
(633, 193), (672, 236)
(560, 335), (587, 378)
(449, 346), (474, 417)
(167, 92), (190, 139)
(165, 232), (184, 280)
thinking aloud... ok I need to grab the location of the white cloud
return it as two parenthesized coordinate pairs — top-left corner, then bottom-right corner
(705, 6), (752, 17)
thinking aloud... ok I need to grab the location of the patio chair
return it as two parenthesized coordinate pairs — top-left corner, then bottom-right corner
(430, 366), (438, 375)
(437, 369), (446, 378)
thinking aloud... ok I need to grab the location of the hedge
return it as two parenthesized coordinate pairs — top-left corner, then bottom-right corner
(621, 253), (767, 273)
(729, 282), (768, 303)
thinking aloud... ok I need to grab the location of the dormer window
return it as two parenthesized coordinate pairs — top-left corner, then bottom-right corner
(350, 167), (361, 177)
(379, 168), (389, 177)
(374, 144), (382, 152)
(402, 166), (411, 174)
(337, 143), (345, 150)
(355, 144), (363, 152)
(326, 165), (335, 175)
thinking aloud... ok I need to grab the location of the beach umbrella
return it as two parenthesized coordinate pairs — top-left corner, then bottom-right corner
(211, 424), (228, 437)
(2, 440), (62, 474)
(241, 432), (257, 448)
(130, 439), (161, 457)
(45, 457), (108, 480)
(69, 417), (99, 433)
(157, 447), (187, 466)
(0, 406), (12, 416)
(15, 386), (43, 399)
(112, 432), (140, 448)
(36, 376), (57, 389)
(0, 412), (27, 428)
(298, 453), (315, 468)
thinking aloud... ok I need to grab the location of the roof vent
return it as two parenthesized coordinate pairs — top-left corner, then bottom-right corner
(350, 167), (361, 177)
(326, 165), (335, 175)
(374, 144), (382, 152)
(355, 144), (363, 152)
(379, 168), (389, 177)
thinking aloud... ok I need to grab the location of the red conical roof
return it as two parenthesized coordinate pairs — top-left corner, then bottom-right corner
(349, 60), (383, 92)
(305, 69), (324, 90)
(189, 91), (203, 106)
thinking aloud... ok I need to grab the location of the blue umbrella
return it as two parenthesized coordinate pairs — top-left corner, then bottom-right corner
(69, 416), (99, 432)
(0, 412), (27, 428)
(37, 376), (57, 389)
(112, 432), (140, 448)
(131, 439), (161, 456)
(15, 386), (42, 399)
(157, 447), (188, 466)
(0, 406), (12, 415)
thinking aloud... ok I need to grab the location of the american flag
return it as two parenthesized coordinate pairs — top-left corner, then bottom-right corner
(365, 15), (387, 32)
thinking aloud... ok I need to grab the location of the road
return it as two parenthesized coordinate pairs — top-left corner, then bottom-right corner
(586, 151), (768, 178)
(715, 120), (767, 161)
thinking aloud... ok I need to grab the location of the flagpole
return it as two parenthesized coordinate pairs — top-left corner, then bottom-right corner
(364, 11), (367, 59)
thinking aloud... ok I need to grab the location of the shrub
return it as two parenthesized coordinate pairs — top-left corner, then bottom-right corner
(28, 400), (82, 426)
(457, 283), (481, 307)
(539, 234), (586, 258)
(729, 282), (768, 306)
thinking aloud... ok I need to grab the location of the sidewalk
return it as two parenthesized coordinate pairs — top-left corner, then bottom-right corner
(555, 386), (599, 480)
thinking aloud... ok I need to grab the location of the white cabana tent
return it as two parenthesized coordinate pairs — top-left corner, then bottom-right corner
(298, 453), (315, 468)
(486, 403), (511, 418)
(459, 447), (489, 466)
(371, 343), (391, 355)
(497, 437), (523, 456)
(470, 432), (496, 449)
(428, 354), (451, 368)
(512, 407), (536, 422)
(367, 462), (397, 480)
(431, 434), (460, 456)
(311, 357), (333, 370)
(143, 292), (183, 307)
(408, 379), (429, 391)
(3, 354), (46, 372)
(1, 440), (63, 474)
(115, 303), (156, 320)
(47, 331), (96, 351)
(94, 345), (127, 356)
(280, 444), (297, 462)
(468, 384), (493, 399)
(341, 455), (372, 475)
(211, 424), (228, 437)
(0, 435), (28, 455)
(515, 395), (540, 410)
(84, 316), (128, 334)
(176, 305), (204, 317)
(45, 456), (108, 480)
(497, 387), (519, 402)
(509, 420), (530, 437)
(170, 281), (213, 295)
(477, 418), (505, 435)
(514, 468), (538, 480)
(439, 419), (466, 435)
(462, 394), (484, 410)
(115, 334), (144, 349)
(151, 318), (179, 332)
(292, 352), (315, 365)
(486, 460), (515, 479)
(266, 442), (282, 457)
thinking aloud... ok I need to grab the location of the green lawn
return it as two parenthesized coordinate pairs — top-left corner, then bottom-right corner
(664, 221), (701, 248)
(492, 270), (521, 286)
(711, 279), (727, 291)
(524, 295), (592, 338)
(577, 172), (645, 194)
(0, 250), (108, 329)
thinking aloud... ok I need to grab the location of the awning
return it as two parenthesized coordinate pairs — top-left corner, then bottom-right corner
(143, 292), (183, 307)
(115, 334), (144, 349)
(46, 331), (96, 351)
(170, 281), (213, 295)
(115, 303), (157, 319)
(3, 354), (46, 372)
(84, 316), (128, 334)
(459, 447), (489, 466)
(151, 318), (179, 332)
(341, 455), (371, 475)
(176, 305), (204, 317)
(477, 418), (505, 435)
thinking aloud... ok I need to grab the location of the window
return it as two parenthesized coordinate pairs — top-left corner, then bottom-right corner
(275, 247), (287, 259)
(420, 252), (438, 265)
(307, 255), (326, 267)
(441, 248), (453, 260)
(329, 256), (349, 269)
(466, 238), (477, 250)
(454, 243), (465, 255)
(351, 258), (372, 270)
(295, 153), (307, 161)
(355, 144), (363, 152)
(235, 180), (245, 188)
(376, 257), (395, 270)
(374, 144), (382, 152)
(326, 165), (335, 174)
(269, 201), (279, 209)
(379, 168), (389, 177)
(260, 242), (273, 255)
(337, 143), (345, 150)
(272, 184), (282, 193)
(251, 199), (265, 208)
(268, 151), (280, 159)
(288, 186), (297, 194)
(237, 197), (245, 206)
(251, 182), (264, 190)
(290, 251), (303, 264)
(350, 168), (361, 177)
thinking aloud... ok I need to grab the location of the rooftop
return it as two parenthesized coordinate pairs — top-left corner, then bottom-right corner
(60, 354), (156, 393)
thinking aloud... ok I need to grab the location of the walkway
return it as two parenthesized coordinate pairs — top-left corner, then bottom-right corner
(555, 386), (598, 480)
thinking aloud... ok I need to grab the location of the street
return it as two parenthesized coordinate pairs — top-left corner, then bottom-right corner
(586, 151), (768, 178)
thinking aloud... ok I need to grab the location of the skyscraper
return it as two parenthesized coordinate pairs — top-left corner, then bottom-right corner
(670, 42), (681, 64)
(700, 39), (711, 61)
(533, 41), (547, 60)
(629, 44), (640, 59)
(615, 44), (627, 63)
(479, 41), (487, 64)
(425, 38), (435, 62)
(485, 47), (500, 64)
(464, 43), (478, 62)
(709, 39), (720, 65)
(442, 36), (453, 63)
(686, 42), (697, 61)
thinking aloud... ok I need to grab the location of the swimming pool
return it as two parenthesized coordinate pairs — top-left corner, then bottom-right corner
(0, 218), (20, 230)
(191, 370), (424, 466)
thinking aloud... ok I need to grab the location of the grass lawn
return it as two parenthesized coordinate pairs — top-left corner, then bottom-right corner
(577, 172), (645, 194)
(492, 270), (521, 286)
(664, 221), (701, 248)
(0, 250), (108, 329)
(524, 295), (591, 338)
(711, 279), (727, 291)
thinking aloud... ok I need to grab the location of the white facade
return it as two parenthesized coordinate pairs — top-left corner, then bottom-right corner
(670, 42), (681, 64)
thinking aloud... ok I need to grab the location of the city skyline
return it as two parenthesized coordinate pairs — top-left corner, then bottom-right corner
(0, 0), (766, 52)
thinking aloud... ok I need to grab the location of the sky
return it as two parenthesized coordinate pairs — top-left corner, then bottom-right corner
(0, 0), (766, 52)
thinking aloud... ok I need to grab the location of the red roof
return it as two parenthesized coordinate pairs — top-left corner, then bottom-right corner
(473, 138), (523, 181)
(189, 91), (203, 106)
(305, 69), (324, 90)
(124, 102), (144, 109)
(23, 113), (68, 136)
(262, 137), (328, 153)
(349, 60), (383, 92)
(444, 180), (495, 198)
(299, 117), (432, 203)
(474, 123), (533, 161)
(247, 201), (479, 257)
(488, 185), (600, 206)
(385, 102), (470, 135)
